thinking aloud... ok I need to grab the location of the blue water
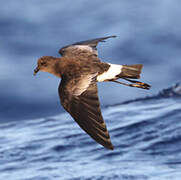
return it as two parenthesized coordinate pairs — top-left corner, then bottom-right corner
(1, 1), (181, 179)
(0, 84), (181, 180)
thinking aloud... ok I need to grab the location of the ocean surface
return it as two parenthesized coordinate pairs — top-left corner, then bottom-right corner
(0, 83), (181, 180)
(1, 1), (181, 179)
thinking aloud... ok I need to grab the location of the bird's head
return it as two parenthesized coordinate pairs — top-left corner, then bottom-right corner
(34, 56), (59, 76)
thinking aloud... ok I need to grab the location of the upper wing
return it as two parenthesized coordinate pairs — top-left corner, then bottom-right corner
(58, 35), (116, 58)
(58, 74), (114, 150)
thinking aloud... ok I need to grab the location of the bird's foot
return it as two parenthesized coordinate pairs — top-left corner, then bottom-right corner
(129, 82), (151, 90)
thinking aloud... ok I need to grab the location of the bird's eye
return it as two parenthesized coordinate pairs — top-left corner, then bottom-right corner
(40, 62), (46, 66)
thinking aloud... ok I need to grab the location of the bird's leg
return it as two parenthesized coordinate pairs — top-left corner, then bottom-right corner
(122, 78), (151, 89)
(111, 78), (151, 90)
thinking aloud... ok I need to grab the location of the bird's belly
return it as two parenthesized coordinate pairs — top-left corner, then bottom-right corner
(97, 63), (122, 82)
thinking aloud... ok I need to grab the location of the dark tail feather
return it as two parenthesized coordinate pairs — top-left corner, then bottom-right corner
(119, 64), (143, 79)
(112, 64), (151, 90)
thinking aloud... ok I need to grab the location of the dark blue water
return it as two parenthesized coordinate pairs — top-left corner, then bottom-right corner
(1, 1), (181, 179)
(0, 84), (181, 180)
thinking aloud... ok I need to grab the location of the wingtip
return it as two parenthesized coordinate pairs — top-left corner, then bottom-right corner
(105, 142), (114, 150)
(105, 35), (117, 39)
(101, 35), (117, 42)
(109, 145), (114, 150)
(111, 35), (117, 38)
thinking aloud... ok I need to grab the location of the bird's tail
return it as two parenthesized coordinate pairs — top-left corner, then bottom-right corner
(115, 64), (151, 90)
(119, 64), (143, 79)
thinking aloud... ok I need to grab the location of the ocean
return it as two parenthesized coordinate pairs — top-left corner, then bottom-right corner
(0, 84), (181, 180)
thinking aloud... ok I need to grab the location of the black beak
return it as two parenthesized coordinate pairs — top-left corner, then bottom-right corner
(34, 67), (39, 76)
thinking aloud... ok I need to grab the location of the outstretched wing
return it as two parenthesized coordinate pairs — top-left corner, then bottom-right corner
(58, 74), (114, 150)
(58, 35), (116, 58)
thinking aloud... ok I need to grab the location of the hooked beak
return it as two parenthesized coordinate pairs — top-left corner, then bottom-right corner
(34, 67), (39, 76)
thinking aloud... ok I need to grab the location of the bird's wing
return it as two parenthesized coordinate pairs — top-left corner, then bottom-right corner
(58, 35), (116, 58)
(58, 73), (114, 150)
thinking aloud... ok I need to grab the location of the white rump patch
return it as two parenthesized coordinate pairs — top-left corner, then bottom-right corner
(97, 63), (122, 82)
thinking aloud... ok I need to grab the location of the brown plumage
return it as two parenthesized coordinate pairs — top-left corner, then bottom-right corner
(34, 36), (150, 150)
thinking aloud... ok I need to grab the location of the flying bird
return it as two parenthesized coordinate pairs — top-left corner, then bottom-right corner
(34, 36), (150, 150)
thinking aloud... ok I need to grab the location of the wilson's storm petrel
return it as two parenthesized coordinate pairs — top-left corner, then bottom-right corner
(34, 36), (150, 150)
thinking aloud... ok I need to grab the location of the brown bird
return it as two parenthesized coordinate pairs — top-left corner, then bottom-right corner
(34, 36), (150, 150)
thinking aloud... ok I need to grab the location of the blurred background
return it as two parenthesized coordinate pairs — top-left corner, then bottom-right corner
(1, 0), (181, 121)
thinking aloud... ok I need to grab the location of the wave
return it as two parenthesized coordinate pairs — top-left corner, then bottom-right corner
(108, 82), (181, 107)
(0, 83), (181, 179)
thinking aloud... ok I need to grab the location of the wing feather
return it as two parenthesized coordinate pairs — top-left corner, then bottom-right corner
(58, 35), (116, 58)
(58, 75), (114, 150)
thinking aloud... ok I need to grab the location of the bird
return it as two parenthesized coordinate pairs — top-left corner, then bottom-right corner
(34, 35), (150, 150)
